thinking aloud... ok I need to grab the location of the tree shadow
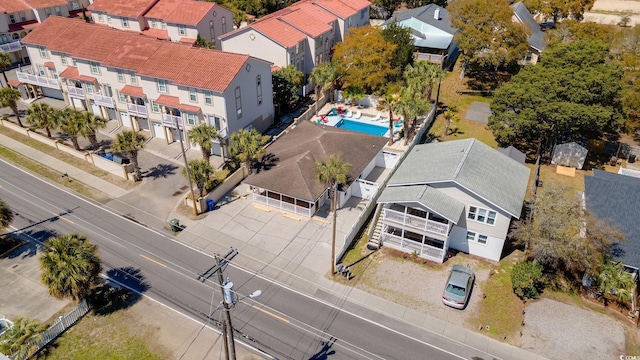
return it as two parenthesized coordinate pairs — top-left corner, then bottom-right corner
(2, 228), (59, 259)
(255, 153), (279, 173)
(89, 266), (150, 315)
(447, 127), (464, 137)
(465, 63), (518, 92)
(144, 163), (179, 179)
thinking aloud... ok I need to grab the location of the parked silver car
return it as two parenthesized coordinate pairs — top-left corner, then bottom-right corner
(442, 265), (475, 309)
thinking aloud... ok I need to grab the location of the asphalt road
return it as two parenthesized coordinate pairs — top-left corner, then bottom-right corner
(0, 159), (496, 360)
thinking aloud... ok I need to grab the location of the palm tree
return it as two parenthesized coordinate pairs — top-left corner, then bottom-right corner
(0, 317), (47, 359)
(0, 87), (23, 127)
(442, 106), (459, 139)
(316, 154), (351, 275)
(0, 196), (13, 231)
(394, 88), (426, 145)
(597, 256), (635, 308)
(39, 233), (102, 301)
(229, 128), (269, 174)
(188, 123), (220, 163)
(56, 108), (84, 150)
(310, 62), (337, 115)
(0, 53), (11, 87)
(77, 111), (108, 150)
(378, 84), (402, 146)
(111, 129), (146, 181)
(26, 103), (57, 138)
(404, 62), (447, 102)
(183, 159), (215, 197)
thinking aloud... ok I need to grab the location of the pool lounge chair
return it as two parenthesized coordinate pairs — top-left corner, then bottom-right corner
(354, 111), (362, 119)
(346, 109), (353, 118)
(372, 112), (382, 121)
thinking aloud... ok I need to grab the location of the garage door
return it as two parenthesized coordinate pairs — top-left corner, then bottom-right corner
(71, 97), (86, 110)
(137, 118), (150, 131)
(120, 112), (131, 128)
(153, 122), (165, 139)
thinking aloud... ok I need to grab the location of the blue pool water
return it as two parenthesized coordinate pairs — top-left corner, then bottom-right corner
(335, 119), (388, 137)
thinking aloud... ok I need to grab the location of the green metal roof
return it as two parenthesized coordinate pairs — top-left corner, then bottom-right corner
(378, 185), (465, 223)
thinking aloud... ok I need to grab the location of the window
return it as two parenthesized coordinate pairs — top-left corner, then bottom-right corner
(55, 6), (61, 16)
(117, 69), (124, 82)
(221, 17), (227, 33)
(467, 206), (496, 225)
(348, 17), (352, 27)
(161, 22), (166, 30)
(466, 231), (488, 245)
(107, 15), (112, 24)
(12, 33), (19, 40)
(234, 86), (242, 118)
(150, 100), (160, 112)
(130, 71), (138, 84)
(20, 12), (26, 22)
(186, 113), (196, 125)
(37, 64), (45, 76)
(477, 234), (488, 245)
(151, 20), (156, 28)
(38, 46), (47, 58)
(0, 34), (6, 43)
(209, 20), (215, 40)
(157, 79), (167, 92)
(89, 61), (100, 75)
(188, 88), (196, 102)
(71, 1), (80, 10)
(9, 15), (15, 24)
(122, 18), (129, 28)
(98, 14), (104, 22)
(50, 69), (58, 80)
(256, 75), (262, 105)
(204, 90), (212, 105)
(86, 83), (94, 94)
(178, 24), (186, 36)
(117, 90), (126, 102)
(72, 57), (76, 66)
(44, 8), (52, 18)
(60, 54), (67, 65)
(208, 115), (221, 129)
(103, 85), (113, 97)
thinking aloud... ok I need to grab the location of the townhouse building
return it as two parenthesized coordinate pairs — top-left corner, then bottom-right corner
(219, 0), (370, 93)
(0, 0), (90, 66)
(88, 0), (234, 48)
(19, 16), (274, 158)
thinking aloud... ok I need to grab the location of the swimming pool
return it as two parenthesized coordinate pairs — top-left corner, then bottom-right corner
(335, 118), (388, 137)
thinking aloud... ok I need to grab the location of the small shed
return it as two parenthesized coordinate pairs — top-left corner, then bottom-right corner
(552, 141), (588, 169)
(497, 146), (526, 164)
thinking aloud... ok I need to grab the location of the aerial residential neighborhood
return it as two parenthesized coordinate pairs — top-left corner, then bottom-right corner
(0, 0), (639, 359)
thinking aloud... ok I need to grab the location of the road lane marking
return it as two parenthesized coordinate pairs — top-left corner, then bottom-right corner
(53, 212), (74, 224)
(140, 254), (168, 268)
(252, 305), (290, 323)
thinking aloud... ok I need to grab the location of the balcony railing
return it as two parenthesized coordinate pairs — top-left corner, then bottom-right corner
(383, 208), (449, 236)
(67, 86), (85, 100)
(16, 71), (61, 90)
(127, 103), (148, 118)
(162, 113), (183, 129)
(93, 94), (115, 108)
(0, 40), (22, 53)
(414, 52), (444, 64)
(382, 232), (445, 263)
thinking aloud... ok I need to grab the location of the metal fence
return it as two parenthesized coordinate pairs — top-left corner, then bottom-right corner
(12, 299), (89, 360)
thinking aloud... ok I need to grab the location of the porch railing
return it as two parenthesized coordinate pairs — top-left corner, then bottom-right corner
(162, 113), (183, 129)
(0, 40), (22, 53)
(16, 71), (61, 90)
(67, 86), (85, 100)
(253, 193), (312, 217)
(414, 52), (444, 63)
(127, 103), (148, 118)
(94, 93), (115, 108)
(382, 208), (449, 235)
(382, 232), (445, 263)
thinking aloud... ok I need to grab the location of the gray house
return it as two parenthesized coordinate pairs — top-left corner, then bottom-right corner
(511, 2), (547, 64)
(375, 138), (530, 262)
(382, 4), (458, 67)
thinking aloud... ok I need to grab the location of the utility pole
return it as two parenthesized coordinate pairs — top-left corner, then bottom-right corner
(175, 117), (198, 216)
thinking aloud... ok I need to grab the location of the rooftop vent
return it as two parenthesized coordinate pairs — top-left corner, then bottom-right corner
(434, 9), (440, 20)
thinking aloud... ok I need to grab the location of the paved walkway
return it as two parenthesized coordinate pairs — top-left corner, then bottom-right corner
(0, 115), (548, 360)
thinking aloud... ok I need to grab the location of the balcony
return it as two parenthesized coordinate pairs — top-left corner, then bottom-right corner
(0, 40), (22, 53)
(414, 52), (444, 64)
(16, 71), (61, 90)
(162, 113), (183, 129)
(381, 232), (445, 263)
(93, 94), (115, 108)
(127, 103), (148, 118)
(67, 86), (85, 100)
(382, 208), (449, 236)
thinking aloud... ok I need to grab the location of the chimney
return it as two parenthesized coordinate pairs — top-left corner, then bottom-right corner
(434, 8), (440, 20)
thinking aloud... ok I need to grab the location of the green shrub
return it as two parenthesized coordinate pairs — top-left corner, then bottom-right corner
(511, 261), (544, 299)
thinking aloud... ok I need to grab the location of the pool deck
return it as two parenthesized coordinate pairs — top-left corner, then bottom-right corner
(316, 106), (403, 137)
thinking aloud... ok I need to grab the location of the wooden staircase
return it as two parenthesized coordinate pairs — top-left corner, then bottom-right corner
(366, 204), (384, 250)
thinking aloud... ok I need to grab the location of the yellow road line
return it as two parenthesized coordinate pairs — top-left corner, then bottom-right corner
(230, 193), (247, 200)
(253, 204), (271, 212)
(54, 212), (74, 224)
(252, 305), (290, 323)
(282, 213), (301, 221)
(140, 254), (168, 268)
(312, 217), (330, 224)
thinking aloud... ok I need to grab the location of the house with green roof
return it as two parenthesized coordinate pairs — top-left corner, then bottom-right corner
(375, 138), (530, 262)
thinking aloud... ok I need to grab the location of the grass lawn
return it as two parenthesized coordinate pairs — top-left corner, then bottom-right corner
(468, 250), (526, 341)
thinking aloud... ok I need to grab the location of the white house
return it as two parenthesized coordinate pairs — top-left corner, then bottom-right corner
(375, 138), (530, 262)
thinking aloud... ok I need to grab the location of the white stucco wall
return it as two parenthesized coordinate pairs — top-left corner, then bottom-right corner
(220, 28), (288, 68)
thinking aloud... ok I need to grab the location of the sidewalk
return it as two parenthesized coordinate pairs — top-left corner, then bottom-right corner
(0, 123), (548, 360)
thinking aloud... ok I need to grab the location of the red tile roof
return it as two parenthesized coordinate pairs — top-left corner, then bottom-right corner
(313, 0), (367, 18)
(155, 94), (201, 113)
(23, 17), (251, 92)
(23, 0), (67, 8)
(290, 1), (337, 24)
(7, 80), (23, 87)
(164, 1), (215, 25)
(8, 20), (40, 33)
(59, 67), (97, 83)
(143, 0), (182, 19)
(141, 28), (171, 40)
(0, 0), (31, 13)
(44, 61), (55, 68)
(179, 37), (196, 44)
(280, 8), (331, 37)
(120, 85), (146, 98)
(252, 17), (306, 48)
(88, 0), (158, 18)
